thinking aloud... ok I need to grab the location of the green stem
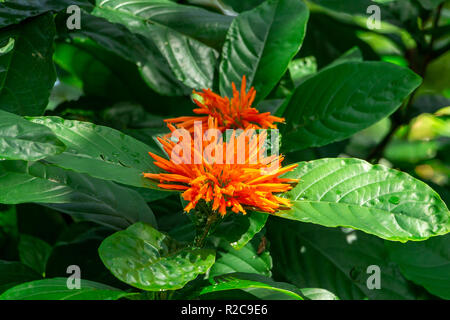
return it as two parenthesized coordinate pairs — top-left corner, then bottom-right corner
(194, 210), (220, 247)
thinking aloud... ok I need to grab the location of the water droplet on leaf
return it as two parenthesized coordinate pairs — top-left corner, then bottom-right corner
(388, 196), (400, 205)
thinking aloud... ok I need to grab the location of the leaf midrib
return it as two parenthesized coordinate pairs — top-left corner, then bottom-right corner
(96, 2), (213, 47)
(289, 199), (441, 230)
(244, 0), (278, 87)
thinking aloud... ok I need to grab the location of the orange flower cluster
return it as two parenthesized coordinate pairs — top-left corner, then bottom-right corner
(164, 76), (285, 132)
(143, 76), (298, 216)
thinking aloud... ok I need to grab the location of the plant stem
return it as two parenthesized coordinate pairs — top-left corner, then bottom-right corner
(194, 211), (219, 247)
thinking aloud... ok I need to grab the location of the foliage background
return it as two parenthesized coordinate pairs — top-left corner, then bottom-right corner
(0, 0), (449, 300)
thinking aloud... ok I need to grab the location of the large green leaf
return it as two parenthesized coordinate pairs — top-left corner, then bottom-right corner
(0, 14), (56, 116)
(18, 234), (52, 276)
(0, 110), (65, 161)
(219, 0), (309, 101)
(0, 161), (156, 229)
(199, 273), (303, 300)
(209, 236), (272, 278)
(0, 0), (93, 28)
(93, 0), (222, 90)
(28, 117), (160, 189)
(278, 158), (450, 241)
(212, 211), (268, 249)
(98, 222), (215, 291)
(53, 38), (161, 105)
(267, 218), (417, 300)
(386, 234), (450, 299)
(280, 61), (422, 152)
(61, 12), (189, 96)
(0, 260), (41, 294)
(0, 278), (134, 300)
(95, 0), (232, 49)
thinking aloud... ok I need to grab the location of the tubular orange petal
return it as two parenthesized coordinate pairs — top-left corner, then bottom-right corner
(143, 116), (298, 216)
(165, 75), (284, 131)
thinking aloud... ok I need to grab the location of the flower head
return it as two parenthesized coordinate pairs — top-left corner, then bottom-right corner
(164, 75), (285, 132)
(143, 117), (297, 216)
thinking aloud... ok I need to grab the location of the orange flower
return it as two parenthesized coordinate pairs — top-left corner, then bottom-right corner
(143, 117), (298, 216)
(164, 75), (285, 132)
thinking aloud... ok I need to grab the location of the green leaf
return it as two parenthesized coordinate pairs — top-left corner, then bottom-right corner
(62, 12), (188, 96)
(296, 13), (378, 69)
(267, 218), (418, 299)
(98, 222), (215, 291)
(0, 0), (93, 28)
(384, 140), (440, 164)
(0, 110), (65, 161)
(94, 0), (232, 50)
(0, 37), (14, 55)
(28, 117), (160, 189)
(309, 0), (373, 15)
(288, 56), (317, 87)
(18, 234), (52, 276)
(47, 81), (83, 111)
(0, 205), (17, 237)
(53, 38), (160, 105)
(325, 46), (364, 69)
(386, 234), (450, 299)
(300, 288), (339, 300)
(0, 161), (157, 230)
(16, 204), (67, 245)
(277, 158), (450, 241)
(0, 14), (56, 116)
(0, 278), (134, 300)
(213, 211), (268, 249)
(257, 99), (283, 114)
(200, 273), (303, 300)
(209, 236), (272, 278)
(0, 260), (41, 294)
(420, 51), (450, 96)
(280, 61), (422, 152)
(93, 0), (221, 90)
(309, 0), (416, 29)
(219, 0), (309, 101)
(221, 0), (265, 13)
(45, 224), (120, 287)
(156, 204), (196, 243)
(417, 0), (446, 10)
